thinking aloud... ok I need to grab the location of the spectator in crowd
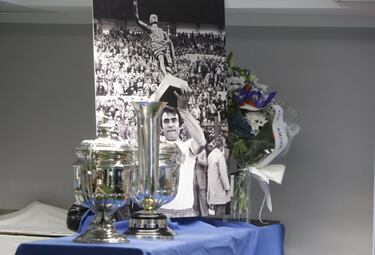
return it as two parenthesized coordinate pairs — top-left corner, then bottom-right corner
(193, 148), (209, 216)
(207, 137), (230, 216)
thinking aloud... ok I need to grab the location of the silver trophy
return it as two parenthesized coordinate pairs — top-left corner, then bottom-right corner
(125, 101), (181, 239)
(73, 122), (135, 243)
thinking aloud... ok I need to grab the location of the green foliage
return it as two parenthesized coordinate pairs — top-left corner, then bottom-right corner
(228, 122), (274, 168)
(226, 89), (238, 119)
(226, 51), (256, 84)
(225, 52), (234, 76)
(226, 52), (276, 168)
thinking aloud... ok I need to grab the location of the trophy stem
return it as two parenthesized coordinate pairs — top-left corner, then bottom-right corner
(126, 101), (174, 239)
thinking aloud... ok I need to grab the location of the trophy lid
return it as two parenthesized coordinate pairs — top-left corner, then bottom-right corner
(75, 118), (134, 165)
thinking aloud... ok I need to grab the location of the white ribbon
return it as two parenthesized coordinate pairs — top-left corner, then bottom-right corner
(249, 164), (285, 185)
(242, 105), (289, 217)
(248, 164), (285, 212)
(256, 105), (289, 169)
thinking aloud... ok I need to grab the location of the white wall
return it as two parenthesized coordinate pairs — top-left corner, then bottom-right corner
(0, 24), (96, 209)
(0, 23), (374, 255)
(225, 0), (339, 9)
(226, 26), (375, 255)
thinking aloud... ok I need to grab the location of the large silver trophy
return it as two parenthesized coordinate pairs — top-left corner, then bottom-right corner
(73, 122), (135, 243)
(126, 101), (181, 239)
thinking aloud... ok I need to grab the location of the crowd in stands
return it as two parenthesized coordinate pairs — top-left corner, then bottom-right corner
(95, 28), (227, 143)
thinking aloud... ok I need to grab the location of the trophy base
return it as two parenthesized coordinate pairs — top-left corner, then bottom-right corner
(74, 222), (129, 244)
(125, 210), (175, 240)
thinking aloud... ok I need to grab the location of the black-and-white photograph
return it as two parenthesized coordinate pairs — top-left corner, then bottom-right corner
(93, 0), (229, 217)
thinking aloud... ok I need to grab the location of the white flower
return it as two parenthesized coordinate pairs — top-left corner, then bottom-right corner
(245, 112), (268, 136)
(226, 76), (245, 90)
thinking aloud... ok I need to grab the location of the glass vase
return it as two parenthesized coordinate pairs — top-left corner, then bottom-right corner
(230, 171), (251, 223)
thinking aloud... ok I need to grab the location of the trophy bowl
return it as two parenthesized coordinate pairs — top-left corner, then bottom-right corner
(73, 124), (135, 243)
(125, 101), (181, 239)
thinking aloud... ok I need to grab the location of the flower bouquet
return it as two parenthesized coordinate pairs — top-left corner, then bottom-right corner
(226, 53), (300, 222)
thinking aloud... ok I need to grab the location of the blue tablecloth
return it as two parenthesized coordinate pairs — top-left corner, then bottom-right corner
(16, 217), (284, 255)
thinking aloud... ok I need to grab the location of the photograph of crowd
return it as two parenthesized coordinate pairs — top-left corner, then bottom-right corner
(93, 0), (230, 217)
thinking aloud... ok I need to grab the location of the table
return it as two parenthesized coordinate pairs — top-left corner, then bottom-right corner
(16, 217), (284, 255)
